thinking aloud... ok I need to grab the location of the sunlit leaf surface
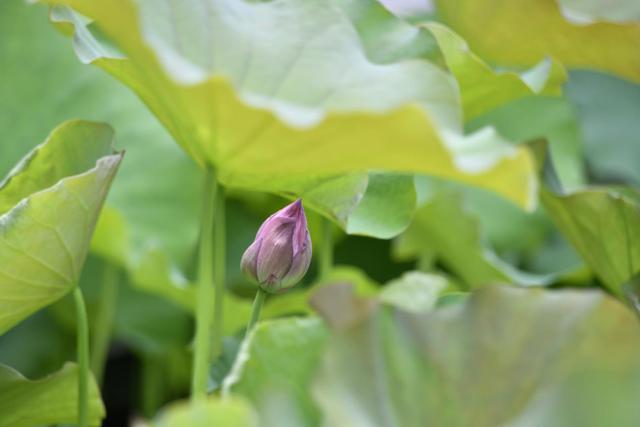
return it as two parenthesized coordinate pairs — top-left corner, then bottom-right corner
(42, 0), (538, 212)
(436, 0), (640, 83)
(423, 23), (566, 120)
(0, 120), (122, 334)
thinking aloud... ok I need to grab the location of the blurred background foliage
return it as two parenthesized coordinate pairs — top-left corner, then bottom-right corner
(1, 0), (639, 425)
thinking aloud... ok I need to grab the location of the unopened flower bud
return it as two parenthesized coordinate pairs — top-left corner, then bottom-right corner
(241, 199), (312, 293)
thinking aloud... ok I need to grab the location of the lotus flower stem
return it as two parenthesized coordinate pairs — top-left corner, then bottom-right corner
(246, 288), (267, 336)
(191, 167), (224, 401)
(73, 286), (90, 427)
(213, 181), (226, 357)
(319, 217), (334, 278)
(91, 262), (119, 385)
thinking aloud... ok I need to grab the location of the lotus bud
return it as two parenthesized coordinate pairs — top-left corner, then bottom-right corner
(241, 199), (312, 294)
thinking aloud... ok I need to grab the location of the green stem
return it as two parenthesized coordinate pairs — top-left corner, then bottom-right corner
(90, 262), (119, 385)
(191, 168), (226, 401)
(212, 181), (226, 359)
(245, 289), (267, 337)
(192, 168), (216, 400)
(319, 217), (334, 278)
(73, 286), (90, 427)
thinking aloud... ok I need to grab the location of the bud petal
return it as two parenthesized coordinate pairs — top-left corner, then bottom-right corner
(280, 237), (312, 288)
(240, 238), (262, 279)
(240, 199), (312, 293)
(256, 221), (295, 284)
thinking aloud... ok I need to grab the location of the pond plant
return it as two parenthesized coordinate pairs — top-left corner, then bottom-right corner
(0, 0), (640, 426)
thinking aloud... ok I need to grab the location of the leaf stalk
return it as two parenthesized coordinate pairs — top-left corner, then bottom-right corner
(191, 167), (225, 400)
(73, 286), (90, 427)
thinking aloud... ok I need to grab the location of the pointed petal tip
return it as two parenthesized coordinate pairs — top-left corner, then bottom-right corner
(282, 198), (305, 218)
(291, 198), (303, 212)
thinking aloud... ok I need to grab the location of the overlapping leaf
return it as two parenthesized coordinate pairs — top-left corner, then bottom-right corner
(222, 280), (640, 426)
(313, 285), (640, 427)
(436, 0), (640, 83)
(0, 120), (122, 334)
(424, 23), (566, 120)
(42, 0), (538, 213)
(0, 362), (104, 427)
(336, 1), (566, 120)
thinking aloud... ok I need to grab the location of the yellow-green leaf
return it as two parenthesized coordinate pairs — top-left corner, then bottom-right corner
(0, 120), (122, 334)
(424, 22), (566, 120)
(41, 0), (538, 210)
(436, 0), (640, 83)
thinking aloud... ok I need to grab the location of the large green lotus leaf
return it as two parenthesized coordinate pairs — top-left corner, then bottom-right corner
(565, 70), (640, 186)
(42, 0), (538, 210)
(0, 362), (104, 427)
(436, 0), (640, 83)
(541, 186), (640, 296)
(223, 318), (329, 427)
(0, 120), (122, 334)
(313, 285), (640, 427)
(154, 397), (257, 427)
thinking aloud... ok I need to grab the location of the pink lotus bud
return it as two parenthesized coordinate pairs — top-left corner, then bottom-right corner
(241, 199), (312, 293)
